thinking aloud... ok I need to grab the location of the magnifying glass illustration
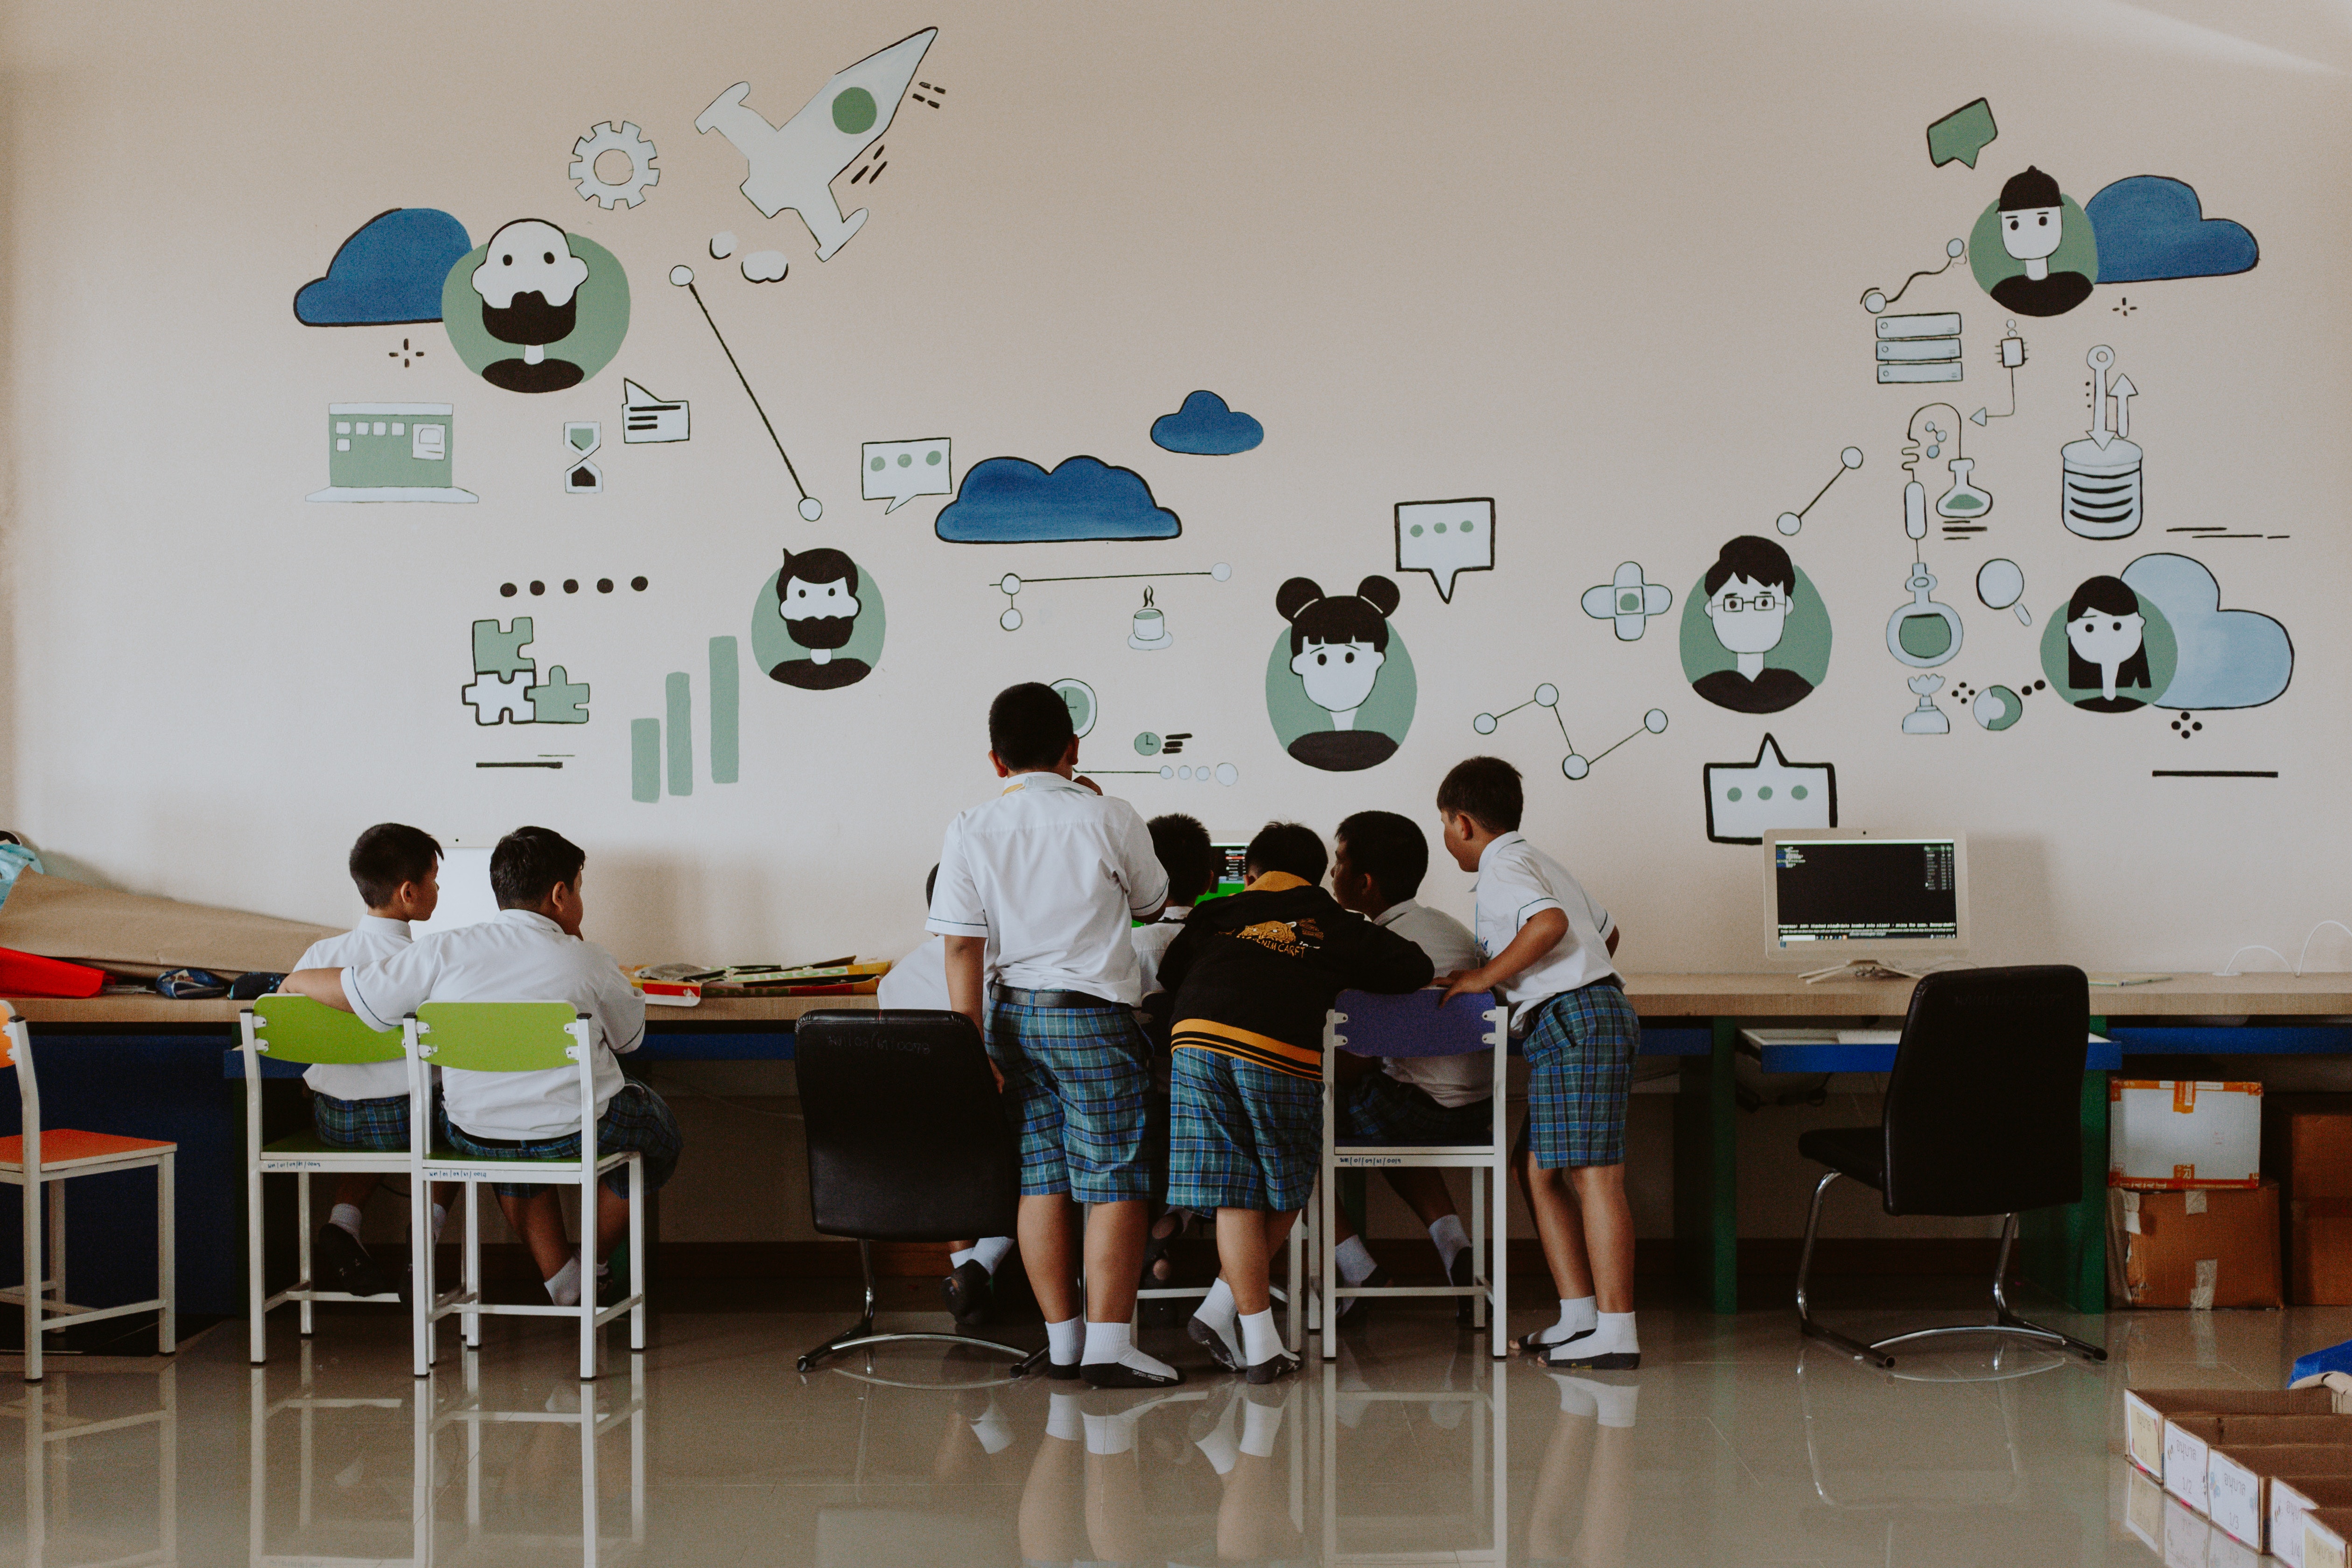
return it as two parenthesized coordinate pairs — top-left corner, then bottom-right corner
(1976, 558), (2033, 626)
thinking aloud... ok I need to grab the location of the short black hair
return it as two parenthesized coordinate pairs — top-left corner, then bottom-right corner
(1148, 813), (1218, 905)
(988, 682), (1075, 771)
(1276, 575), (1402, 657)
(778, 546), (858, 597)
(1245, 820), (1326, 884)
(1702, 535), (1796, 597)
(491, 825), (585, 910)
(1436, 757), (1523, 835)
(1336, 810), (1428, 904)
(1999, 165), (2060, 211)
(924, 863), (938, 906)
(349, 823), (441, 910)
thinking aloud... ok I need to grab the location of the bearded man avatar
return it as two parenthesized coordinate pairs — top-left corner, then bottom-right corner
(768, 547), (874, 690)
(471, 219), (591, 392)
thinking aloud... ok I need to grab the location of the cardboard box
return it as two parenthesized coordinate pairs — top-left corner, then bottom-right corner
(2112, 1079), (2263, 1189)
(2127, 1386), (2337, 1480)
(2111, 1183), (2283, 1310)
(2278, 1109), (2352, 1304)
(2207, 1440), (2352, 1548)
(2272, 1475), (2352, 1568)
(2306, 1506), (2352, 1568)
(2167, 1413), (2352, 1512)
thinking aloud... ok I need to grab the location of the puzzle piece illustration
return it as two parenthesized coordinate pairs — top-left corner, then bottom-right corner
(462, 672), (532, 726)
(472, 617), (537, 680)
(527, 665), (590, 724)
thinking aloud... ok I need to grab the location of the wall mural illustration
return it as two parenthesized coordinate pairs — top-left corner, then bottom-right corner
(1968, 167), (2097, 317)
(1703, 735), (1837, 845)
(1267, 576), (1414, 772)
(294, 209), (471, 327)
(755, 548), (886, 690)
(1151, 391), (1263, 455)
(570, 121), (659, 210)
(938, 456), (1180, 543)
(1393, 499), (1493, 604)
(441, 220), (629, 393)
(1680, 536), (1831, 714)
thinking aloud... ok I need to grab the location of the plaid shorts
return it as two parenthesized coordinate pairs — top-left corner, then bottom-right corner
(989, 996), (1155, 1203)
(1517, 979), (1641, 1170)
(441, 1082), (684, 1198)
(1167, 1047), (1322, 1215)
(1337, 1068), (1496, 1148)
(311, 1091), (412, 1152)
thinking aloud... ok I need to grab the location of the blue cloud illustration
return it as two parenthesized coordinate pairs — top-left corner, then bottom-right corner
(294, 209), (473, 325)
(2121, 553), (2290, 709)
(936, 456), (1181, 543)
(1151, 390), (1264, 455)
(2085, 177), (2258, 283)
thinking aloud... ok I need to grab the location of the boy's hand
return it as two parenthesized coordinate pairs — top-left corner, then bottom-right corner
(1436, 968), (1491, 1007)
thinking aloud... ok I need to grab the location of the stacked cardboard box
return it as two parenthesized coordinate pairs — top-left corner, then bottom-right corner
(2124, 1386), (2352, 1560)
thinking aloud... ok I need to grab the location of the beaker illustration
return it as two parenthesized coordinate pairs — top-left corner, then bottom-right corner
(1937, 457), (1992, 519)
(1886, 562), (1963, 668)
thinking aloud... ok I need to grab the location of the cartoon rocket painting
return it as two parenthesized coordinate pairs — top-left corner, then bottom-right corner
(694, 28), (938, 261)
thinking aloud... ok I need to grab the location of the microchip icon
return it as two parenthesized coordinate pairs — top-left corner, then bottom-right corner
(1703, 734), (1838, 845)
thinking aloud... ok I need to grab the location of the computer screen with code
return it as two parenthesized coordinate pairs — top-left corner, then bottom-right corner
(1772, 837), (1961, 945)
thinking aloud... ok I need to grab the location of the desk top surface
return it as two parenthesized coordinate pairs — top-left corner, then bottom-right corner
(7, 971), (2348, 1026)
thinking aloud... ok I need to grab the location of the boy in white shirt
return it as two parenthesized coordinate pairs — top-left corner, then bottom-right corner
(1321, 811), (1490, 1325)
(283, 826), (673, 1310)
(294, 823), (455, 1298)
(1134, 813), (1216, 1000)
(930, 683), (1175, 1387)
(1433, 759), (1640, 1370)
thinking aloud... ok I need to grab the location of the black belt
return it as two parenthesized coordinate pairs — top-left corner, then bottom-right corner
(993, 984), (1120, 1010)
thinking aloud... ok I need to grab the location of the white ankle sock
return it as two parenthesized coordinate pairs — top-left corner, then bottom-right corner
(1586, 1310), (1639, 1356)
(1549, 1371), (1598, 1416)
(329, 1203), (364, 1238)
(970, 1397), (1013, 1455)
(1429, 1213), (1470, 1272)
(1533, 1295), (1597, 1345)
(1193, 1277), (1243, 1365)
(1240, 1393), (1285, 1457)
(1083, 1319), (1176, 1380)
(1334, 1235), (1378, 1287)
(1045, 1316), (1084, 1367)
(1577, 1375), (1640, 1428)
(972, 1235), (1013, 1274)
(1083, 1410), (1134, 1456)
(429, 1204), (448, 1244)
(1239, 1308), (1285, 1365)
(949, 1246), (978, 1269)
(1046, 1391), (1084, 1442)
(1195, 1393), (1240, 1474)
(544, 1255), (581, 1307)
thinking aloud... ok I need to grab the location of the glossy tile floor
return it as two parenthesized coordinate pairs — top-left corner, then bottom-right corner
(2, 1285), (2341, 1566)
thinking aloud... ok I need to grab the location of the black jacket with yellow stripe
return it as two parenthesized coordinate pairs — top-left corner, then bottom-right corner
(1159, 873), (1436, 1079)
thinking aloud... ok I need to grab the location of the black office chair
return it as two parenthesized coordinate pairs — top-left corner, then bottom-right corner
(1794, 966), (2108, 1369)
(794, 1009), (1041, 1375)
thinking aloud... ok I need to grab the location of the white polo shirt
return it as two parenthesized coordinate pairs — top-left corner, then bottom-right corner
(294, 915), (413, 1103)
(1470, 833), (1617, 1030)
(1371, 900), (1491, 1107)
(927, 771), (1169, 1007)
(1132, 906), (1191, 998)
(342, 908), (647, 1140)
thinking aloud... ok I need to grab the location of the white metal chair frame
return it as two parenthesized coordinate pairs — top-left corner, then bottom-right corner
(1134, 1206), (1313, 1347)
(431, 1346), (648, 1567)
(410, 1005), (647, 1381)
(13, 1361), (178, 1568)
(1, 1009), (176, 1384)
(247, 1339), (427, 1568)
(1316, 994), (1511, 1361)
(1319, 1354), (1506, 1567)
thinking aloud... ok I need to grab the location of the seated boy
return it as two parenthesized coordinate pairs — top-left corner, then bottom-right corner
(292, 822), (457, 1297)
(1134, 813), (1217, 1000)
(1322, 810), (1489, 1324)
(1433, 758), (1639, 1370)
(879, 866), (1015, 1326)
(1162, 822), (1432, 1380)
(283, 826), (677, 1309)
(931, 683), (1175, 1387)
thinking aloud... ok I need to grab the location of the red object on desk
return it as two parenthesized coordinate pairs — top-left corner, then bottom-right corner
(0, 945), (106, 998)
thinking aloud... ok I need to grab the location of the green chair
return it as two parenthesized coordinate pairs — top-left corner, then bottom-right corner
(413, 1002), (646, 1381)
(240, 994), (455, 1367)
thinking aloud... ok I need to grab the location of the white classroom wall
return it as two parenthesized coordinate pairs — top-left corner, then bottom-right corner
(4, 3), (2349, 1244)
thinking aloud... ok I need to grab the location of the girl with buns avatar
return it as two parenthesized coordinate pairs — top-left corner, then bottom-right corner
(1276, 575), (1406, 771)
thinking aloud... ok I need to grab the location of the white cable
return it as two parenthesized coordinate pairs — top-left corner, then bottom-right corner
(2215, 945), (2290, 977)
(2295, 921), (2352, 977)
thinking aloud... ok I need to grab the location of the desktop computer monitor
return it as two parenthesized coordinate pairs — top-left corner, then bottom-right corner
(1763, 831), (1969, 964)
(1198, 843), (1251, 903)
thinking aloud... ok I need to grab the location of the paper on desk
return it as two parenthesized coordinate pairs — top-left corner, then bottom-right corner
(0, 869), (338, 978)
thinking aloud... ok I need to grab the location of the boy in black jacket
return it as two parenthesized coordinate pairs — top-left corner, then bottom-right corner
(1162, 821), (1434, 1380)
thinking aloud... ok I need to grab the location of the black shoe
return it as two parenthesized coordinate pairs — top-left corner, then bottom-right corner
(1543, 1330), (1639, 1371)
(1082, 1358), (1184, 1389)
(941, 1260), (993, 1325)
(1046, 1358), (1084, 1381)
(1516, 1325), (1587, 1355)
(315, 1223), (392, 1297)
(1187, 1313), (1243, 1373)
(1245, 1348), (1301, 1385)
(1337, 1263), (1388, 1324)
(1450, 1249), (1478, 1328)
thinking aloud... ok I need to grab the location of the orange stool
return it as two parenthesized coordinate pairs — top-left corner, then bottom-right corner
(0, 1006), (176, 1381)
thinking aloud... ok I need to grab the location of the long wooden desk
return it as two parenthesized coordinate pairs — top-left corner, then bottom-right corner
(12, 974), (2352, 1316)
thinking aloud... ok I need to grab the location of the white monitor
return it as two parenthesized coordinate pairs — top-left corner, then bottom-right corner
(1763, 830), (1969, 964)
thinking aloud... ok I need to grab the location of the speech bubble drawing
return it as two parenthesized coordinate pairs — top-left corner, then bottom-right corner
(1703, 733), (1837, 844)
(1394, 498), (1494, 604)
(1926, 98), (1997, 169)
(862, 438), (952, 513)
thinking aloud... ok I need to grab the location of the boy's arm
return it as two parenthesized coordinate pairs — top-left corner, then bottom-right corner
(1439, 908), (1569, 1006)
(1114, 805), (1169, 924)
(943, 936), (1002, 1091)
(280, 968), (352, 1012)
(1345, 911), (1436, 995)
(1155, 917), (1203, 998)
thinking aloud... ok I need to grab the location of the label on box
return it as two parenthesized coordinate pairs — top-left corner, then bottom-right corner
(2169, 1423), (2213, 1509)
(2315, 1517), (2350, 1568)
(2209, 1452), (2265, 1547)
(2129, 1397), (2164, 1476)
(2278, 1490), (2313, 1568)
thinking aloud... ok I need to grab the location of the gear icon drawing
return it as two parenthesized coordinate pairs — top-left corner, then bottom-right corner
(570, 121), (659, 209)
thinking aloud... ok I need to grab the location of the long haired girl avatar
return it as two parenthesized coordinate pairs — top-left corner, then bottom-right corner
(1276, 574), (1402, 771)
(2064, 575), (2151, 712)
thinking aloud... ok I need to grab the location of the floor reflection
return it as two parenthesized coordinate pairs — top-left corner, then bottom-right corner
(12, 1360), (177, 1568)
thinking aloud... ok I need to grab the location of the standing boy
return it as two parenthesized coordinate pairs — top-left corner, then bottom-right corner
(1433, 758), (1640, 1370)
(929, 683), (1176, 1386)
(1162, 822), (1433, 1380)
(1322, 810), (1489, 1323)
(284, 826), (678, 1310)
